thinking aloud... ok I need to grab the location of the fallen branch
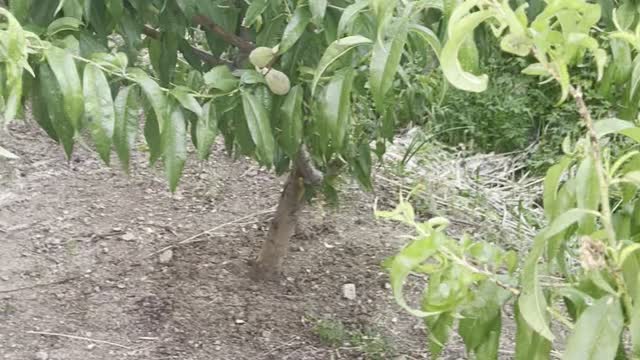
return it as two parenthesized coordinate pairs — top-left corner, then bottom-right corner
(26, 331), (132, 350)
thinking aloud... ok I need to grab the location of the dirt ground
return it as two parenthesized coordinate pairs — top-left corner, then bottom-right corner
(0, 121), (467, 360)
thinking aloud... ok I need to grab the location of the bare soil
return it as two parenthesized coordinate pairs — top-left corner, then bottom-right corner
(0, 122), (452, 360)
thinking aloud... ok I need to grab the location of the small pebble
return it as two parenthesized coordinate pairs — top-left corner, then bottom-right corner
(34, 351), (48, 360)
(158, 250), (173, 264)
(121, 233), (136, 242)
(342, 283), (357, 300)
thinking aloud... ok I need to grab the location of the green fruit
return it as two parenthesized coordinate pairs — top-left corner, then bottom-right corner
(249, 47), (276, 68)
(265, 69), (291, 95)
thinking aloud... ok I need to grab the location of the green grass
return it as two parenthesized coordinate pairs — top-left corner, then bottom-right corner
(311, 319), (396, 360)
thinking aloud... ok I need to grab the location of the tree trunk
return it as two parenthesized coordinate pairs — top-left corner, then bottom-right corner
(251, 165), (305, 280)
(251, 145), (323, 281)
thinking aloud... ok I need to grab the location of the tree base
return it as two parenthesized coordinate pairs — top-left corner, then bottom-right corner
(251, 167), (305, 281)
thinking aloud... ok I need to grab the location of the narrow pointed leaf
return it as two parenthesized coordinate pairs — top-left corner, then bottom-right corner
(409, 24), (441, 57)
(337, 0), (368, 36)
(196, 100), (219, 160)
(562, 296), (623, 360)
(129, 68), (169, 133)
(170, 86), (203, 117)
(370, 18), (409, 112)
(30, 68), (58, 141)
(440, 11), (493, 92)
(45, 46), (84, 130)
(83, 64), (115, 164)
(113, 85), (140, 171)
(241, 91), (275, 165)
(518, 233), (554, 341)
(279, 6), (311, 54)
(310, 0), (327, 26)
(162, 104), (187, 192)
(279, 85), (303, 157)
(319, 69), (354, 152)
(39, 64), (75, 158)
(311, 35), (372, 95)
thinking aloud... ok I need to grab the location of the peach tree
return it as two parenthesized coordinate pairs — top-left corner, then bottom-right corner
(382, 0), (640, 359)
(0, 0), (444, 279)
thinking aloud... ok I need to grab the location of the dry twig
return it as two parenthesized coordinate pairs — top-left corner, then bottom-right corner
(26, 331), (132, 349)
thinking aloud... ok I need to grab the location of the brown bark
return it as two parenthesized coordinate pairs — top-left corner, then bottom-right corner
(191, 15), (256, 53)
(141, 26), (226, 66)
(251, 146), (323, 280)
(251, 165), (305, 280)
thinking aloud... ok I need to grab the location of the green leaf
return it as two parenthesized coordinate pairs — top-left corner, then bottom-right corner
(459, 282), (506, 359)
(62, 0), (83, 20)
(83, 64), (115, 164)
(47, 17), (83, 36)
(576, 157), (600, 234)
(353, 141), (373, 189)
(441, 10), (494, 92)
(162, 104), (187, 192)
(425, 312), (453, 358)
(158, 31), (178, 87)
(518, 233), (554, 341)
(106, 0), (124, 22)
(30, 67), (58, 141)
(196, 100), (219, 160)
(170, 86), (203, 118)
(279, 5), (311, 54)
(409, 24), (441, 57)
(311, 35), (372, 95)
(113, 85), (140, 171)
(370, 18), (409, 112)
(389, 231), (444, 317)
(631, 300), (640, 359)
(310, 0), (327, 26)
(129, 68), (169, 133)
(243, 0), (269, 27)
(515, 301), (552, 360)
(562, 296), (623, 360)
(278, 84), (303, 157)
(143, 99), (162, 165)
(39, 64), (75, 158)
(203, 65), (239, 92)
(594, 118), (634, 138)
(500, 32), (532, 56)
(10, 0), (32, 23)
(543, 156), (574, 221)
(241, 91), (275, 165)
(45, 46), (84, 130)
(369, 0), (398, 27)
(337, 0), (368, 36)
(319, 69), (354, 153)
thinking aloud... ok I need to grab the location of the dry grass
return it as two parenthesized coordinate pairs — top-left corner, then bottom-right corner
(378, 127), (544, 250)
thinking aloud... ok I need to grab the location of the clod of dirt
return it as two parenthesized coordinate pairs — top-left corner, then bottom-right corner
(343, 283), (357, 300)
(34, 351), (48, 360)
(121, 232), (136, 241)
(158, 249), (174, 264)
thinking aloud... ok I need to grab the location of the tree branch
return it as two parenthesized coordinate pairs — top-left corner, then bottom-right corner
(141, 26), (228, 66)
(296, 145), (324, 185)
(192, 14), (256, 52)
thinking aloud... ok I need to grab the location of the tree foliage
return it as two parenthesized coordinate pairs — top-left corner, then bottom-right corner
(380, 0), (640, 359)
(0, 0), (442, 194)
